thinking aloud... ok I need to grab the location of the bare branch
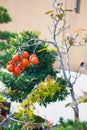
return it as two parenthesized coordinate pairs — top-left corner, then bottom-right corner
(72, 67), (81, 85)
(67, 45), (72, 52)
(17, 38), (55, 52)
(64, 39), (71, 80)
(0, 112), (14, 126)
(47, 25), (52, 34)
(73, 42), (87, 46)
(10, 117), (23, 123)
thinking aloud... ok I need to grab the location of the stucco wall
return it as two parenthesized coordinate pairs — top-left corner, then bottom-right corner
(63, 0), (87, 72)
(0, 0), (87, 72)
(0, 0), (53, 39)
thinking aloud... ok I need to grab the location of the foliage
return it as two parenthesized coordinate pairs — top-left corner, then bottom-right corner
(0, 29), (68, 126)
(0, 95), (9, 115)
(79, 91), (87, 103)
(0, 0), (85, 122)
(0, 95), (6, 102)
(0, 30), (59, 102)
(43, 0), (87, 121)
(3, 114), (45, 130)
(13, 112), (45, 123)
(52, 127), (57, 130)
(83, 34), (87, 43)
(0, 7), (13, 67)
(57, 117), (87, 130)
(0, 41), (7, 51)
(0, 31), (17, 53)
(0, 31), (17, 40)
(22, 77), (68, 107)
(33, 115), (45, 123)
(13, 103), (34, 122)
(4, 121), (23, 130)
(0, 6), (12, 23)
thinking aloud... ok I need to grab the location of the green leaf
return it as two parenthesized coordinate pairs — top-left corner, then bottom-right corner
(3, 106), (9, 110)
(56, 13), (64, 20)
(65, 9), (72, 12)
(37, 48), (47, 53)
(85, 66), (87, 69)
(65, 102), (71, 107)
(45, 10), (54, 15)
(0, 6), (12, 23)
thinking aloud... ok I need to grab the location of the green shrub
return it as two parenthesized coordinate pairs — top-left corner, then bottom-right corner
(0, 6), (12, 23)
(0, 31), (17, 52)
(0, 30), (59, 101)
(4, 121), (23, 130)
(58, 118), (87, 130)
(0, 31), (17, 40)
(0, 41), (7, 50)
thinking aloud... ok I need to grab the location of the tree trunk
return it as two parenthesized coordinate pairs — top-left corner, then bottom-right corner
(70, 86), (79, 121)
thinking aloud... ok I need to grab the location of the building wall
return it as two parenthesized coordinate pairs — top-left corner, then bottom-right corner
(63, 0), (87, 72)
(0, 0), (87, 72)
(0, 0), (53, 39)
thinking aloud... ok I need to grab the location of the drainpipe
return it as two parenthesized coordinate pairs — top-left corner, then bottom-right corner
(74, 0), (79, 12)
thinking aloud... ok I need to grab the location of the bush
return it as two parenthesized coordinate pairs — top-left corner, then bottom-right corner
(58, 118), (87, 130)
(0, 6), (12, 23)
(0, 31), (17, 40)
(0, 30), (58, 101)
(3, 121), (23, 130)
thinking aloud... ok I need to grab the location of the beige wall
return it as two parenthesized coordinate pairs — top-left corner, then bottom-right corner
(63, 0), (87, 72)
(0, 0), (87, 72)
(0, 0), (53, 39)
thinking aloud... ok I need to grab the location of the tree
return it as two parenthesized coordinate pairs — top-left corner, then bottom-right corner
(21, 0), (86, 121)
(0, 30), (68, 102)
(0, 6), (12, 24)
(0, 0), (85, 122)
(0, 6), (17, 66)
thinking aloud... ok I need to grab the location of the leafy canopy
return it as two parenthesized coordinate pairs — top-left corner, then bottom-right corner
(0, 30), (59, 102)
(0, 6), (12, 23)
(22, 77), (69, 107)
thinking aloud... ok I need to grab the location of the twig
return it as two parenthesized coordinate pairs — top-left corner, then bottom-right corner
(72, 67), (81, 85)
(0, 112), (14, 126)
(10, 117), (23, 123)
(65, 39), (71, 80)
